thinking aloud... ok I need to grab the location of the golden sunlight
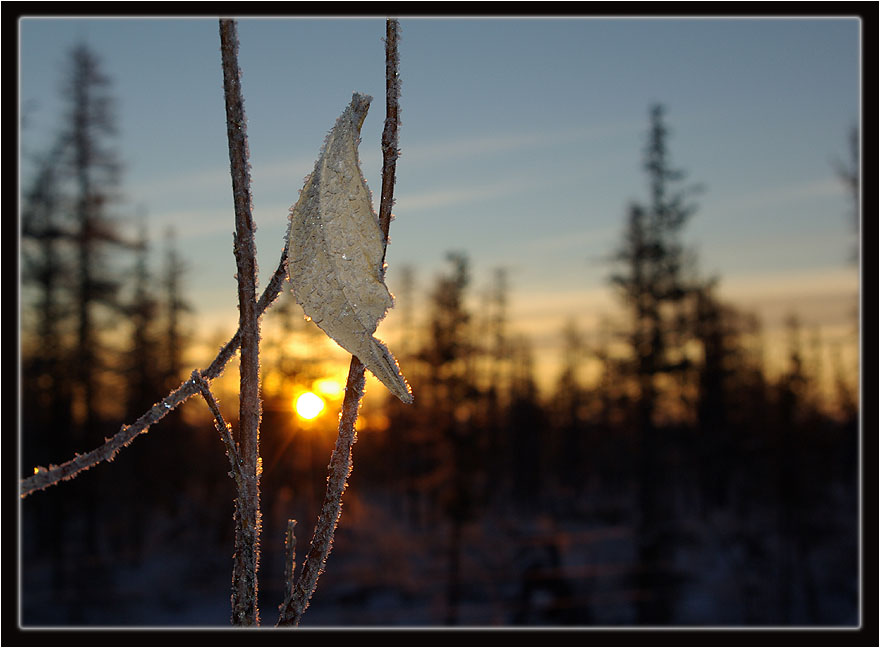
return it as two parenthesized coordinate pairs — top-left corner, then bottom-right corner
(294, 391), (325, 421)
(313, 377), (344, 399)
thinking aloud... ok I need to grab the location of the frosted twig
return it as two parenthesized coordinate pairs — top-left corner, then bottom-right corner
(191, 370), (242, 481)
(378, 17), (402, 262)
(22, 386), (191, 496)
(276, 18), (403, 627)
(278, 519), (297, 617)
(19, 241), (288, 500)
(220, 17), (263, 628)
(277, 357), (367, 626)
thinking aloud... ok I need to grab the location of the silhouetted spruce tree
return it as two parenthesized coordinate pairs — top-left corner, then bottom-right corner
(830, 340), (858, 423)
(482, 267), (512, 497)
(124, 220), (162, 419)
(20, 145), (79, 600)
(115, 218), (164, 562)
(160, 227), (192, 392)
(72, 47), (138, 610)
(20, 42), (134, 621)
(507, 334), (544, 510)
(692, 278), (761, 510)
(383, 264), (423, 521)
(832, 124), (859, 264)
(549, 319), (587, 494)
(21, 146), (75, 469)
(773, 313), (817, 623)
(414, 252), (482, 625)
(59, 43), (131, 442)
(829, 124), (859, 487)
(589, 317), (636, 498)
(831, 124), (860, 409)
(609, 104), (702, 624)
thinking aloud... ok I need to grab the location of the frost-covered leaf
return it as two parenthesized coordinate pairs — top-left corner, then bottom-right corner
(287, 93), (412, 403)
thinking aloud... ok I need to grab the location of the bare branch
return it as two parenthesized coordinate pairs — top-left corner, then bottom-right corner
(277, 17), (403, 627)
(378, 17), (402, 265)
(220, 17), (263, 627)
(191, 370), (242, 480)
(277, 519), (298, 620)
(277, 356), (367, 626)
(23, 385), (190, 496)
(19, 241), (288, 500)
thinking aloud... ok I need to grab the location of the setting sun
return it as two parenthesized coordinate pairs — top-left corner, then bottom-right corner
(294, 391), (325, 421)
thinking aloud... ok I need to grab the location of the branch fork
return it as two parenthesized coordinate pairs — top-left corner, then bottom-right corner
(20, 18), (404, 629)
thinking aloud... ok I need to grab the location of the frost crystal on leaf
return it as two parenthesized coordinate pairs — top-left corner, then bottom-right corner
(286, 93), (412, 403)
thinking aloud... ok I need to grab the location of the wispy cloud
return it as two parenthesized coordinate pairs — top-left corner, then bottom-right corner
(249, 157), (316, 187)
(129, 156), (316, 206)
(137, 207), (233, 240)
(395, 175), (537, 212)
(518, 224), (619, 257)
(395, 157), (617, 214)
(129, 167), (230, 206)
(712, 176), (845, 215)
(127, 156), (317, 239)
(401, 121), (636, 166)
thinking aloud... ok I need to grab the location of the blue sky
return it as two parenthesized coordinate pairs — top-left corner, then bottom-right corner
(18, 15), (861, 390)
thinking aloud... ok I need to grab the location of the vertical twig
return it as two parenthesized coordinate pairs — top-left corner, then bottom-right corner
(378, 17), (402, 262)
(277, 360), (367, 626)
(220, 18), (262, 627)
(276, 17), (402, 627)
(281, 520), (297, 605)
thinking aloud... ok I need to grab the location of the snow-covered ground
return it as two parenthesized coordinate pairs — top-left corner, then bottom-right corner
(19, 477), (859, 629)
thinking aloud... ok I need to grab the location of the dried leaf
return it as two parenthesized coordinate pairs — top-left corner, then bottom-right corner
(287, 93), (412, 403)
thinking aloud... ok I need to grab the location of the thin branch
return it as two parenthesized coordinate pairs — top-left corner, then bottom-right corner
(191, 370), (242, 481)
(278, 520), (298, 618)
(19, 241), (288, 500)
(277, 17), (402, 627)
(220, 17), (262, 628)
(23, 386), (191, 496)
(277, 357), (367, 626)
(378, 17), (402, 264)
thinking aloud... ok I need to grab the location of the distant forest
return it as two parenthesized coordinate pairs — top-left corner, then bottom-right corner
(19, 42), (860, 627)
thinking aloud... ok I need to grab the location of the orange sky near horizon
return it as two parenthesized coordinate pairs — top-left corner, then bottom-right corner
(177, 258), (859, 429)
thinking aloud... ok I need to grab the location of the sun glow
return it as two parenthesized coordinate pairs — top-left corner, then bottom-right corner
(313, 377), (344, 398)
(294, 391), (325, 421)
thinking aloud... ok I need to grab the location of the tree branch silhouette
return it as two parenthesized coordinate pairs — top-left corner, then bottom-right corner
(19, 242), (289, 499)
